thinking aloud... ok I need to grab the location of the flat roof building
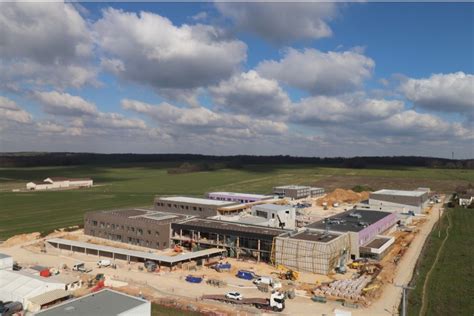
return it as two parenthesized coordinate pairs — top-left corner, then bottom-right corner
(307, 210), (397, 259)
(274, 230), (350, 275)
(273, 185), (324, 199)
(84, 208), (188, 250)
(251, 204), (296, 229)
(207, 192), (273, 203)
(154, 196), (237, 217)
(35, 289), (150, 316)
(369, 189), (429, 214)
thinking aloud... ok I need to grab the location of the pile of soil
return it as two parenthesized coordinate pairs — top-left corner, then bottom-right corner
(317, 188), (370, 206)
(1, 232), (40, 247)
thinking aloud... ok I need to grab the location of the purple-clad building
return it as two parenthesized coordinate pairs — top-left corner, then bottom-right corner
(207, 192), (273, 204)
(307, 209), (397, 259)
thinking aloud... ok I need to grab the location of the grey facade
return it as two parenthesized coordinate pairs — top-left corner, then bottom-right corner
(273, 185), (325, 199)
(369, 189), (429, 214)
(84, 209), (186, 250)
(154, 196), (236, 217)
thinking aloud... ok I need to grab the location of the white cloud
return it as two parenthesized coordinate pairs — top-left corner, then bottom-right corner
(293, 95), (404, 124)
(0, 2), (97, 89)
(121, 99), (288, 138)
(33, 91), (98, 116)
(209, 70), (291, 117)
(0, 96), (32, 124)
(257, 48), (374, 95)
(215, 2), (337, 43)
(94, 8), (247, 90)
(400, 72), (474, 114)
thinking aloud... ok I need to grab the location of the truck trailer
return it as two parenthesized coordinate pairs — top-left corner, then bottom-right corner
(202, 291), (285, 312)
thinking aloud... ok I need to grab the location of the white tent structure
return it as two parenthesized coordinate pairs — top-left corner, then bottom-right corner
(0, 270), (65, 306)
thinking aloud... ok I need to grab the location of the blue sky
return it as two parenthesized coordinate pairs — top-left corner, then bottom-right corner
(0, 2), (472, 157)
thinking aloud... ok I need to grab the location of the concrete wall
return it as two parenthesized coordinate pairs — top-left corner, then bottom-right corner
(154, 198), (221, 217)
(368, 199), (422, 214)
(251, 205), (296, 229)
(274, 234), (350, 275)
(84, 213), (171, 250)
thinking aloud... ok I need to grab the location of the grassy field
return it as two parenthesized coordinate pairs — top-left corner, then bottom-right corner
(407, 207), (474, 316)
(0, 163), (473, 239)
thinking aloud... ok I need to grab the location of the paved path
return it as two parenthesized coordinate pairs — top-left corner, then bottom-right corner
(354, 200), (445, 316)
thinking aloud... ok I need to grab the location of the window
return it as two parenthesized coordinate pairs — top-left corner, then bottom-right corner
(92, 221), (98, 226)
(155, 231), (160, 236)
(193, 207), (197, 211)
(168, 203), (172, 207)
(156, 242), (160, 247)
(148, 230), (151, 235)
(100, 222), (105, 228)
(163, 242), (167, 247)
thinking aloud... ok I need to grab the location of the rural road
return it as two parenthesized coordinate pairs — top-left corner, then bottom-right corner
(354, 200), (445, 316)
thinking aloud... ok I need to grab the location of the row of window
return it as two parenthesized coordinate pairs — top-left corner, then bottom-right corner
(89, 230), (167, 248)
(88, 220), (160, 236)
(156, 202), (206, 212)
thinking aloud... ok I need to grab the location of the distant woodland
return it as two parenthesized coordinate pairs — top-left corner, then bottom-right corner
(1, 152), (473, 169)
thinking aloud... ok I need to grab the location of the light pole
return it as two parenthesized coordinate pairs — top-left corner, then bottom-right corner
(395, 284), (415, 316)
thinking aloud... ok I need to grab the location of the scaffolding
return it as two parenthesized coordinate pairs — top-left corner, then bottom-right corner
(272, 231), (350, 275)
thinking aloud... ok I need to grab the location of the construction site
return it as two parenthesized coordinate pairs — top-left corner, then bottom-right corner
(0, 187), (445, 316)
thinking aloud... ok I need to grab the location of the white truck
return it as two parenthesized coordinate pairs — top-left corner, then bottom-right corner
(253, 276), (282, 289)
(202, 291), (286, 312)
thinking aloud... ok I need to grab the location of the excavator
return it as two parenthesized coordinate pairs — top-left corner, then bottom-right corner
(272, 264), (299, 281)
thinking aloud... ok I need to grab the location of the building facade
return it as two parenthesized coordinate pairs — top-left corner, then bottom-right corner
(154, 196), (237, 217)
(369, 189), (429, 214)
(84, 209), (186, 250)
(207, 192), (272, 203)
(251, 204), (296, 229)
(26, 177), (93, 191)
(273, 185), (325, 199)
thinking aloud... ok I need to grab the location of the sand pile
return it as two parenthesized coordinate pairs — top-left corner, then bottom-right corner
(317, 188), (370, 206)
(1, 232), (40, 247)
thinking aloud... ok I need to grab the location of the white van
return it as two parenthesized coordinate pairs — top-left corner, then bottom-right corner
(97, 259), (111, 267)
(253, 276), (273, 286)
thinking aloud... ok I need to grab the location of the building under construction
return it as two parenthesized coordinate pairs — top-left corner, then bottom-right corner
(273, 230), (350, 275)
(171, 218), (286, 262)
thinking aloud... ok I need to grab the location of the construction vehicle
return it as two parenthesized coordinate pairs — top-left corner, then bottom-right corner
(173, 245), (183, 253)
(202, 291), (285, 312)
(72, 262), (91, 273)
(273, 265), (299, 281)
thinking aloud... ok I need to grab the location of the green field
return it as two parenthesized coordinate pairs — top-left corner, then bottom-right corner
(1, 163), (473, 239)
(407, 207), (474, 316)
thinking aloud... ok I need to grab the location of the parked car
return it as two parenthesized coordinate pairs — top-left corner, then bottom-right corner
(236, 270), (257, 280)
(225, 292), (243, 301)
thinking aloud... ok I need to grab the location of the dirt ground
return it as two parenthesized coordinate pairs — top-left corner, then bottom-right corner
(0, 197), (446, 316)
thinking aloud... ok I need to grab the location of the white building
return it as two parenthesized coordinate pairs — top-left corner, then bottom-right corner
(35, 289), (151, 316)
(26, 177), (93, 191)
(0, 270), (66, 307)
(369, 189), (429, 214)
(251, 204), (296, 229)
(459, 194), (473, 207)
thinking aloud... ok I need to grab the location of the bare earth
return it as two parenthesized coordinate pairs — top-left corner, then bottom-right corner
(0, 198), (444, 316)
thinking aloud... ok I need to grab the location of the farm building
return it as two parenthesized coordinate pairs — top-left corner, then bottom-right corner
(207, 192), (273, 203)
(26, 177), (93, 191)
(171, 218), (286, 262)
(369, 189), (429, 214)
(35, 289), (151, 316)
(84, 208), (188, 250)
(251, 204), (296, 229)
(274, 230), (350, 275)
(154, 196), (238, 217)
(273, 185), (325, 199)
(307, 210), (397, 259)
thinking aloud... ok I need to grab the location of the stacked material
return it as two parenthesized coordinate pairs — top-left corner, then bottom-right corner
(316, 189), (370, 206)
(314, 275), (372, 302)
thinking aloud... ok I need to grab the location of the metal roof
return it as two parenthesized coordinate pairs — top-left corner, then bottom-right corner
(252, 203), (292, 211)
(47, 238), (225, 264)
(0, 253), (11, 259)
(274, 185), (311, 190)
(28, 289), (70, 306)
(372, 189), (426, 197)
(208, 192), (272, 199)
(35, 289), (148, 316)
(159, 196), (236, 206)
(289, 230), (341, 243)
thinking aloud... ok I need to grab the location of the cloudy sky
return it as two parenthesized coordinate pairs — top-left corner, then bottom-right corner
(0, 2), (472, 158)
